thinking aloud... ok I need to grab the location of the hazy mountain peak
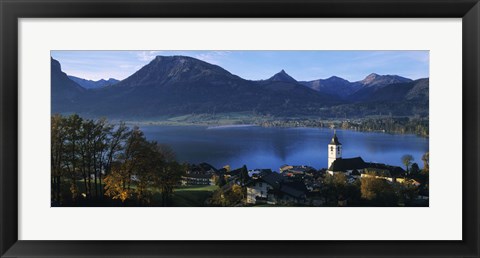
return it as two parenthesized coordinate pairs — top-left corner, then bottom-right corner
(360, 73), (412, 88)
(325, 75), (349, 82)
(68, 75), (119, 89)
(268, 69), (297, 83)
(113, 55), (241, 89)
(362, 73), (380, 83)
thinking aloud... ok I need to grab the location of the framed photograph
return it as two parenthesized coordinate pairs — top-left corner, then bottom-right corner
(1, 0), (479, 257)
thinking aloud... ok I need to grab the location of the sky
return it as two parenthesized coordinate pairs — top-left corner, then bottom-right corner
(51, 50), (429, 82)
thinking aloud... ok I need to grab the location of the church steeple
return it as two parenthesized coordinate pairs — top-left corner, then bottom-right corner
(328, 130), (342, 169)
(329, 130), (342, 145)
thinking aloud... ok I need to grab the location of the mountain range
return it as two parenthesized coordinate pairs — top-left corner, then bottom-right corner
(68, 76), (119, 89)
(51, 55), (429, 119)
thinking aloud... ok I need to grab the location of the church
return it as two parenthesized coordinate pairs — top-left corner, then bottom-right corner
(326, 131), (406, 180)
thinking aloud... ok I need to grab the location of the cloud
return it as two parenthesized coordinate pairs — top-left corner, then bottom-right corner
(119, 64), (134, 69)
(193, 51), (231, 65)
(137, 51), (163, 62)
(135, 50), (232, 65)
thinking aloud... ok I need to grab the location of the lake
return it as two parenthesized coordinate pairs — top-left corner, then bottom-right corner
(141, 125), (429, 171)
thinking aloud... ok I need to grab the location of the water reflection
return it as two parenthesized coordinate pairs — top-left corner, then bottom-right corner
(141, 125), (429, 171)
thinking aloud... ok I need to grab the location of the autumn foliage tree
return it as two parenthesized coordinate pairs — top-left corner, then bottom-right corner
(210, 184), (244, 207)
(51, 114), (184, 206)
(102, 127), (185, 206)
(421, 152), (429, 173)
(360, 175), (398, 206)
(401, 154), (414, 174)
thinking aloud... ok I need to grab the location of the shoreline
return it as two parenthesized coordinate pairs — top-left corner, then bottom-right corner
(87, 113), (429, 138)
(121, 120), (428, 138)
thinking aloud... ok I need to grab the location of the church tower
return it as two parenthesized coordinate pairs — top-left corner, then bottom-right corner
(328, 130), (342, 169)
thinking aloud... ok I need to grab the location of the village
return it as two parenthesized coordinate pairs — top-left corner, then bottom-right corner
(181, 132), (429, 207)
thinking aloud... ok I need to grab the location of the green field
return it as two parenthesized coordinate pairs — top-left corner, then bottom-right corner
(171, 185), (219, 207)
(55, 180), (218, 207)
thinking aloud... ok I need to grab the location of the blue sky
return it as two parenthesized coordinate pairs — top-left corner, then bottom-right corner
(51, 50), (429, 82)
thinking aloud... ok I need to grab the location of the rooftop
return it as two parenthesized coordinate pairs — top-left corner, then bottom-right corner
(328, 157), (366, 172)
(329, 132), (342, 145)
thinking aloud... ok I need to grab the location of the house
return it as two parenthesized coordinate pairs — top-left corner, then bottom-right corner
(279, 165), (293, 173)
(181, 162), (221, 186)
(181, 174), (214, 186)
(225, 165), (250, 185)
(281, 165), (315, 177)
(361, 163), (406, 183)
(395, 177), (421, 186)
(266, 181), (308, 205)
(246, 179), (272, 204)
(246, 172), (281, 204)
(248, 168), (272, 178)
(246, 171), (308, 205)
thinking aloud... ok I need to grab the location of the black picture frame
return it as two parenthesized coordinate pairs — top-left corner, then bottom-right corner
(1, 0), (479, 257)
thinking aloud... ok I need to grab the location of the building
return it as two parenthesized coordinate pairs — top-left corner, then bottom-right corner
(328, 157), (367, 176)
(246, 171), (308, 205)
(326, 132), (406, 182)
(327, 130), (342, 170)
(181, 162), (220, 186)
(181, 174), (214, 186)
(246, 178), (272, 204)
(361, 163), (406, 182)
(248, 169), (272, 178)
(279, 165), (293, 173)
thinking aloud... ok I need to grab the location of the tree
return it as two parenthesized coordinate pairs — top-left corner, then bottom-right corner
(321, 173), (348, 206)
(210, 184), (244, 207)
(64, 114), (83, 201)
(401, 154), (414, 173)
(238, 165), (249, 186)
(421, 152), (429, 173)
(51, 114), (184, 207)
(410, 163), (420, 176)
(217, 174), (226, 187)
(398, 182), (419, 206)
(103, 162), (132, 203)
(360, 176), (398, 206)
(78, 118), (95, 199)
(418, 152), (430, 188)
(345, 180), (362, 206)
(104, 122), (130, 175)
(360, 176), (378, 200)
(122, 126), (147, 191)
(132, 141), (159, 205)
(226, 184), (244, 206)
(154, 143), (177, 162)
(51, 114), (67, 204)
(91, 118), (110, 198)
(102, 122), (130, 198)
(104, 126), (148, 203)
(103, 136), (161, 205)
(154, 159), (184, 206)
